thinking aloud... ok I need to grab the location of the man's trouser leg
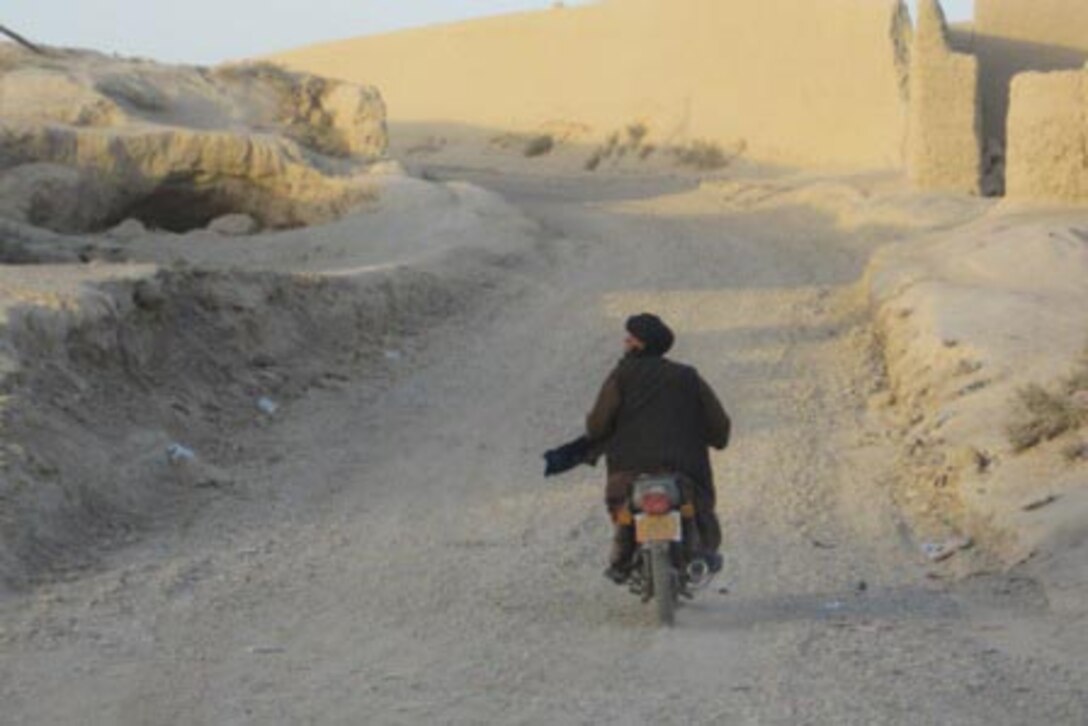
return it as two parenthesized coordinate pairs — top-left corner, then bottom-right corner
(605, 472), (637, 568)
(693, 486), (722, 554)
(609, 525), (635, 569)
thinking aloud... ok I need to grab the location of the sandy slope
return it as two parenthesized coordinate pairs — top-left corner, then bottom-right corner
(1, 153), (1086, 724)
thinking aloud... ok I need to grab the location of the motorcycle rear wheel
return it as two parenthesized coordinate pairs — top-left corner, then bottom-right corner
(650, 544), (676, 627)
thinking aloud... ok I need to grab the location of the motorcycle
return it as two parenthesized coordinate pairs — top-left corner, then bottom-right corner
(619, 473), (711, 626)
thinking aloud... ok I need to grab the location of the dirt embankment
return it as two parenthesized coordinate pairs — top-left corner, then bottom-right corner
(0, 230), (547, 593)
(0, 44), (386, 238)
(866, 206), (1088, 596)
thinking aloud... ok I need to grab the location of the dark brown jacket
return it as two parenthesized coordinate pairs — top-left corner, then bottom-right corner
(586, 354), (730, 507)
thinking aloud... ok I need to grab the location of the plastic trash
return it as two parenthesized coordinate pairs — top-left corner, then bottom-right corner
(922, 537), (973, 562)
(921, 542), (944, 559)
(166, 443), (196, 464)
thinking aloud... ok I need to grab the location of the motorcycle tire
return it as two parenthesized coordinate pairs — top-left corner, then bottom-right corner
(650, 543), (676, 627)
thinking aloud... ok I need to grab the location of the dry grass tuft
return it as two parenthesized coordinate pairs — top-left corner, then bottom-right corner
(1008, 385), (1082, 452)
(1008, 353), (1088, 452)
(523, 135), (554, 158)
(584, 123), (655, 172)
(1062, 440), (1088, 463)
(626, 122), (648, 146)
(1065, 355), (1088, 394)
(672, 140), (731, 170)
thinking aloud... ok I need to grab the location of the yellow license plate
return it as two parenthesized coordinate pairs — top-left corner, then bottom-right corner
(635, 513), (682, 543)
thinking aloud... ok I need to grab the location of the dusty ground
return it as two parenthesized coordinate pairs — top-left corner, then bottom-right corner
(1, 143), (1086, 722)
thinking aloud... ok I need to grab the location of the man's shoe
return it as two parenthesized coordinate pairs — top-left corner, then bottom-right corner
(604, 564), (631, 585)
(703, 552), (724, 574)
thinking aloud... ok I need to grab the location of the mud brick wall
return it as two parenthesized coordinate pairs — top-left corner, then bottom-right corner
(973, 0), (1088, 156)
(1006, 67), (1088, 202)
(276, 0), (913, 170)
(906, 0), (981, 194)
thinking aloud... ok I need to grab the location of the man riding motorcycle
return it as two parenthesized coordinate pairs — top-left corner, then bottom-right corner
(545, 313), (732, 584)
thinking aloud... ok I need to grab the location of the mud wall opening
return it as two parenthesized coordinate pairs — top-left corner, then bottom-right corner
(102, 185), (245, 233)
(906, 0), (1088, 197)
(97, 179), (320, 234)
(963, 0), (1088, 195)
(0, 162), (358, 236)
(973, 38), (1088, 152)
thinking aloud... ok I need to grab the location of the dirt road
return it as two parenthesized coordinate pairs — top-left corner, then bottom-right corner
(1, 169), (1085, 724)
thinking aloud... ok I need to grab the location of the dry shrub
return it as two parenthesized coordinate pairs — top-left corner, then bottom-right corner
(523, 135), (554, 158)
(1065, 355), (1088, 394)
(626, 122), (648, 146)
(584, 124), (654, 172)
(672, 140), (729, 170)
(1062, 440), (1088, 463)
(1008, 356), (1088, 453)
(584, 133), (619, 172)
(604, 132), (620, 154)
(1008, 385), (1082, 451)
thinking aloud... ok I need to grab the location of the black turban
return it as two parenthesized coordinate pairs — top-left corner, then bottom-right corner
(626, 313), (674, 356)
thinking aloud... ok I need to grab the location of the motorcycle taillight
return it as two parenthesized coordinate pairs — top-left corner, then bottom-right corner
(639, 491), (673, 515)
